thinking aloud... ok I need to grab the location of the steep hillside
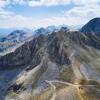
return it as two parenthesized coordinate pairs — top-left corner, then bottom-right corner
(80, 17), (100, 50)
(81, 17), (100, 34)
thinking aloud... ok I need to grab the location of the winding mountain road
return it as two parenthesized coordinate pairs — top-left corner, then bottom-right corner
(45, 79), (100, 100)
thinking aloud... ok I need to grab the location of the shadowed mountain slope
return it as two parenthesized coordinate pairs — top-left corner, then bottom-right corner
(81, 17), (100, 34)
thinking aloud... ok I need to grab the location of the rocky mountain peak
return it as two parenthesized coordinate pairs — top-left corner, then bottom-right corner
(81, 17), (100, 33)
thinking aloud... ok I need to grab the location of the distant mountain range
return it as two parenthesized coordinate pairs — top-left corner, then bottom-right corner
(0, 30), (33, 54)
(0, 30), (32, 43)
(0, 25), (71, 54)
(0, 17), (100, 100)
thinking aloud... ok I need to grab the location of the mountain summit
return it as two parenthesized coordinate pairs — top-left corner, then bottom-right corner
(81, 17), (100, 33)
(0, 30), (33, 55)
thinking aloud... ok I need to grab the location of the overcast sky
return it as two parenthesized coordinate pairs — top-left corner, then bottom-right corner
(0, 0), (100, 31)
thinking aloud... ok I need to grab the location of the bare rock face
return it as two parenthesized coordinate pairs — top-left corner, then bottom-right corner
(0, 34), (46, 69)
(80, 17), (100, 49)
(81, 17), (100, 34)
(0, 30), (72, 70)
(0, 19), (100, 100)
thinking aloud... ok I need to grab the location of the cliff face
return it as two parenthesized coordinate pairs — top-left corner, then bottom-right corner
(0, 34), (45, 69)
(81, 17), (100, 34)
(80, 17), (100, 49)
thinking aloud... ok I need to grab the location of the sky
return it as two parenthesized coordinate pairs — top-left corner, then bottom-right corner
(0, 0), (100, 34)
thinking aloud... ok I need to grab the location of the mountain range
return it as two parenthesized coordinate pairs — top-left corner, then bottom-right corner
(0, 25), (70, 55)
(0, 17), (100, 100)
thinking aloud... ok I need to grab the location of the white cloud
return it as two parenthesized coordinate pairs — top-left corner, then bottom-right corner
(0, 0), (10, 8)
(10, 0), (100, 7)
(0, 11), (87, 29)
(64, 4), (100, 22)
(0, 13), (35, 29)
(71, 0), (100, 6)
(0, 0), (71, 8)
(12, 0), (26, 5)
(0, 0), (100, 8)
(0, 0), (100, 29)
(28, 0), (71, 7)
